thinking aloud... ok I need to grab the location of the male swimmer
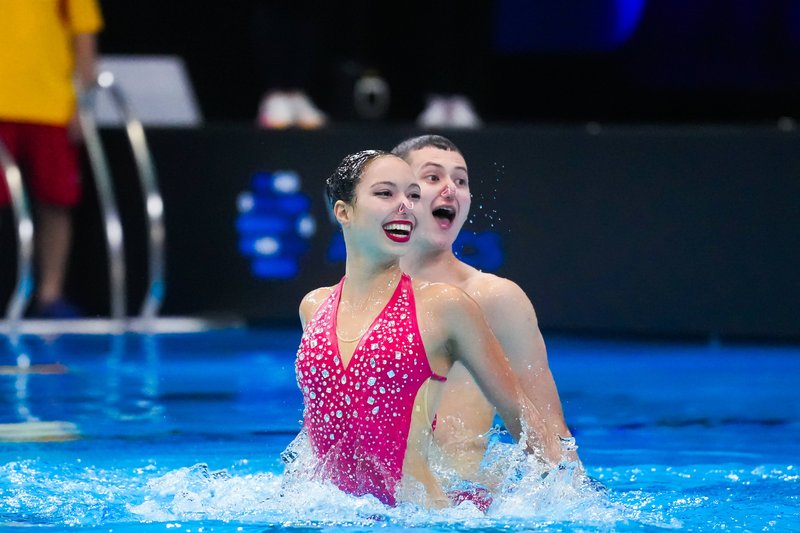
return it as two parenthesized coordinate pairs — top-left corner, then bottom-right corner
(392, 135), (579, 481)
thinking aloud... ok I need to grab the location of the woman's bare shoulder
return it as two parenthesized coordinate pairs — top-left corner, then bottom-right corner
(299, 285), (336, 320)
(465, 272), (533, 312)
(413, 277), (468, 299)
(412, 278), (481, 317)
(302, 285), (335, 304)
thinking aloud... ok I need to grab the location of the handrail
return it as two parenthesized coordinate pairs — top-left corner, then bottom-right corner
(79, 79), (127, 321)
(125, 107), (165, 320)
(79, 72), (166, 321)
(0, 139), (34, 326)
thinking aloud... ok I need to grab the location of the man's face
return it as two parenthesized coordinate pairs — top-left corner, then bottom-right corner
(406, 146), (471, 250)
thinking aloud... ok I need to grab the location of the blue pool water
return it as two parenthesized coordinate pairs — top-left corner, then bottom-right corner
(1, 328), (798, 531)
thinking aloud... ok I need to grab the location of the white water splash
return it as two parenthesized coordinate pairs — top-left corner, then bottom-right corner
(126, 440), (666, 530)
(9, 457), (798, 529)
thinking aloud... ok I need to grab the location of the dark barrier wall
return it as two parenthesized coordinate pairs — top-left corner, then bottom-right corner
(2, 124), (798, 340)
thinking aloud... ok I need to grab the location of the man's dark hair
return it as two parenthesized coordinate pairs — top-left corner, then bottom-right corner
(390, 134), (462, 161)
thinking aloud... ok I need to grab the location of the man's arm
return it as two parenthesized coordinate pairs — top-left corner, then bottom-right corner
(73, 32), (98, 89)
(69, 32), (98, 141)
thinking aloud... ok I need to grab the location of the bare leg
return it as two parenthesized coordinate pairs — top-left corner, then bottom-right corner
(35, 203), (72, 307)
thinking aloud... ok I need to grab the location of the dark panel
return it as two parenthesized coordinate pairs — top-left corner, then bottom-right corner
(2, 124), (798, 340)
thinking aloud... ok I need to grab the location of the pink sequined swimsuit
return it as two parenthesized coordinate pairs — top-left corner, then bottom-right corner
(295, 273), (446, 506)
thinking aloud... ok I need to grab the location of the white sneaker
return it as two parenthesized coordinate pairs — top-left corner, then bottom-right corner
(290, 92), (327, 129)
(258, 92), (294, 129)
(417, 96), (450, 128)
(448, 95), (482, 129)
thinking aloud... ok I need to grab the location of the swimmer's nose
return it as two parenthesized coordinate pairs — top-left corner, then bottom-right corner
(398, 198), (414, 213)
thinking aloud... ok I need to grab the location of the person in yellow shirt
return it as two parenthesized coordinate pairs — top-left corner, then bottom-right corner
(0, 0), (104, 318)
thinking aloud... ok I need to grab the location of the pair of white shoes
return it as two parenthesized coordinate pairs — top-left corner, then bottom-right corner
(258, 91), (328, 129)
(417, 95), (482, 129)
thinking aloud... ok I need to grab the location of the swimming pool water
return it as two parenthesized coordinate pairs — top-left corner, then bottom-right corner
(1, 328), (798, 531)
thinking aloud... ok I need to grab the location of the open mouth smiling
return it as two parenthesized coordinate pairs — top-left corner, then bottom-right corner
(432, 205), (456, 228)
(383, 221), (413, 243)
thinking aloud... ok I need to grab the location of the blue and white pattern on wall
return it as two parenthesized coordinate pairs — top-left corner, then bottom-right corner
(236, 171), (316, 279)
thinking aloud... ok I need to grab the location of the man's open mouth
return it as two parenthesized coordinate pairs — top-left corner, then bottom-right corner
(432, 205), (456, 227)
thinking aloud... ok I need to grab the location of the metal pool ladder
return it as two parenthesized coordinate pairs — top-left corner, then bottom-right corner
(1, 71), (166, 325)
(0, 139), (34, 328)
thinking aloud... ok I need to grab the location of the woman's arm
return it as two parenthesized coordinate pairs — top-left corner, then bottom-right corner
(438, 286), (563, 465)
(475, 277), (579, 464)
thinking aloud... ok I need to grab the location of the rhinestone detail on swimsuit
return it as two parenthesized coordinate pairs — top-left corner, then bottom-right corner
(295, 273), (441, 506)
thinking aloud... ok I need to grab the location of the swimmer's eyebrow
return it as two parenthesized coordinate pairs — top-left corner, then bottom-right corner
(369, 181), (399, 189)
(420, 162), (468, 174)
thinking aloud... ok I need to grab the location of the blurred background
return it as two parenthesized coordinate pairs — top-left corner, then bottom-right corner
(100, 0), (800, 122)
(98, 0), (800, 124)
(2, 0), (799, 341)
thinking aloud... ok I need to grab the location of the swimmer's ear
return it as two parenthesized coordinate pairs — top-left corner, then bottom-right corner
(333, 200), (352, 226)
